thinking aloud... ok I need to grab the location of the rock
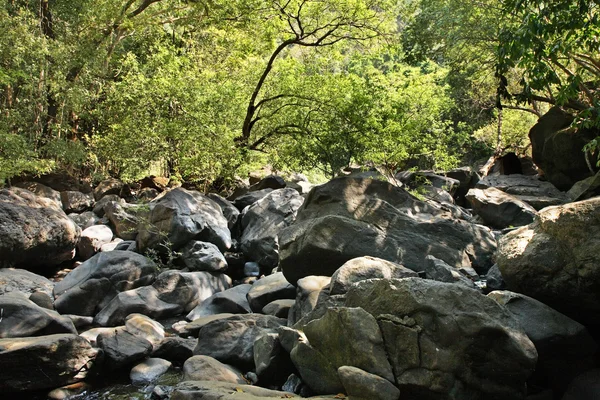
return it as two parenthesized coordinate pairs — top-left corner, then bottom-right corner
(194, 314), (287, 369)
(345, 278), (537, 400)
(424, 255), (477, 288)
(152, 337), (196, 363)
(170, 381), (306, 400)
(561, 369), (600, 400)
(254, 332), (295, 385)
(114, 240), (136, 251)
(466, 187), (537, 228)
(262, 299), (294, 318)
(243, 261), (260, 277)
(69, 211), (100, 230)
(180, 241), (228, 272)
(124, 313), (165, 350)
(246, 272), (296, 312)
(92, 194), (123, 217)
(177, 313), (237, 338)
(140, 176), (169, 192)
(529, 106), (598, 190)
(232, 188), (273, 211)
(47, 382), (90, 400)
(137, 187), (232, 253)
(475, 174), (569, 210)
(97, 326), (153, 370)
(445, 167), (480, 205)
(104, 201), (141, 240)
(489, 290), (597, 395)
(496, 198), (600, 328)
(100, 238), (124, 252)
(329, 256), (418, 295)
(53, 250), (157, 317)
(94, 178), (125, 200)
(183, 355), (246, 383)
(186, 284), (252, 321)
(291, 307), (394, 394)
(79, 327), (114, 346)
(0, 268), (54, 297)
(29, 290), (54, 309)
(395, 170), (460, 195)
(94, 270), (231, 326)
(282, 373), (304, 394)
(337, 365), (400, 400)
(250, 175), (287, 191)
(485, 264), (507, 291)
(0, 334), (97, 392)
(568, 170), (600, 201)
(279, 177), (496, 284)
(20, 172), (91, 193)
(64, 314), (93, 328)
(0, 293), (76, 338)
(60, 190), (94, 214)
(207, 193), (241, 231)
(130, 358), (172, 385)
(138, 187), (159, 202)
(0, 187), (80, 269)
(78, 225), (114, 260)
(14, 182), (62, 208)
(240, 189), (304, 268)
(288, 276), (332, 326)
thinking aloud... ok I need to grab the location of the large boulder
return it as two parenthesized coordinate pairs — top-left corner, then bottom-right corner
(246, 272), (296, 312)
(529, 106), (598, 190)
(0, 187), (80, 269)
(496, 197), (600, 328)
(53, 251), (157, 316)
(137, 187), (231, 253)
(0, 293), (76, 338)
(0, 334), (98, 392)
(77, 224), (114, 260)
(14, 181), (62, 208)
(279, 177), (496, 284)
(94, 270), (231, 326)
(104, 201), (142, 240)
(186, 284), (252, 321)
(466, 187), (537, 228)
(0, 268), (54, 297)
(194, 314), (287, 370)
(240, 188), (304, 268)
(60, 190), (94, 214)
(475, 174), (568, 210)
(344, 278), (537, 400)
(97, 326), (153, 370)
(290, 307), (394, 394)
(488, 291), (597, 396)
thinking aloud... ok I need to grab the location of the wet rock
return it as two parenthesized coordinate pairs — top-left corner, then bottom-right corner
(130, 358), (172, 385)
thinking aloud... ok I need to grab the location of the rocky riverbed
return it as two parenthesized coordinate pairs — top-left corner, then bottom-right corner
(1, 158), (600, 400)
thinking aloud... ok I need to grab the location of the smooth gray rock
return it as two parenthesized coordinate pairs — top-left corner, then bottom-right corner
(246, 272), (296, 312)
(0, 293), (76, 338)
(186, 284), (252, 321)
(68, 211), (100, 230)
(0, 268), (54, 297)
(0, 334), (98, 392)
(93, 194), (123, 217)
(239, 188), (303, 268)
(466, 187), (537, 228)
(137, 187), (231, 253)
(424, 255), (477, 288)
(279, 177), (496, 284)
(207, 193), (240, 231)
(152, 337), (196, 363)
(53, 251), (157, 317)
(345, 278), (537, 400)
(232, 188), (273, 211)
(485, 263), (507, 291)
(568, 170), (600, 201)
(99, 238), (124, 252)
(0, 187), (80, 269)
(497, 198), (600, 328)
(338, 365), (400, 400)
(97, 326), (153, 370)
(329, 256), (418, 295)
(183, 355), (246, 383)
(476, 174), (569, 210)
(254, 332), (295, 385)
(60, 190), (94, 214)
(124, 313), (165, 350)
(78, 225), (113, 260)
(177, 313), (236, 338)
(262, 299), (294, 318)
(180, 241), (228, 272)
(130, 358), (172, 385)
(288, 276), (331, 326)
(194, 314), (287, 369)
(94, 270), (231, 326)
